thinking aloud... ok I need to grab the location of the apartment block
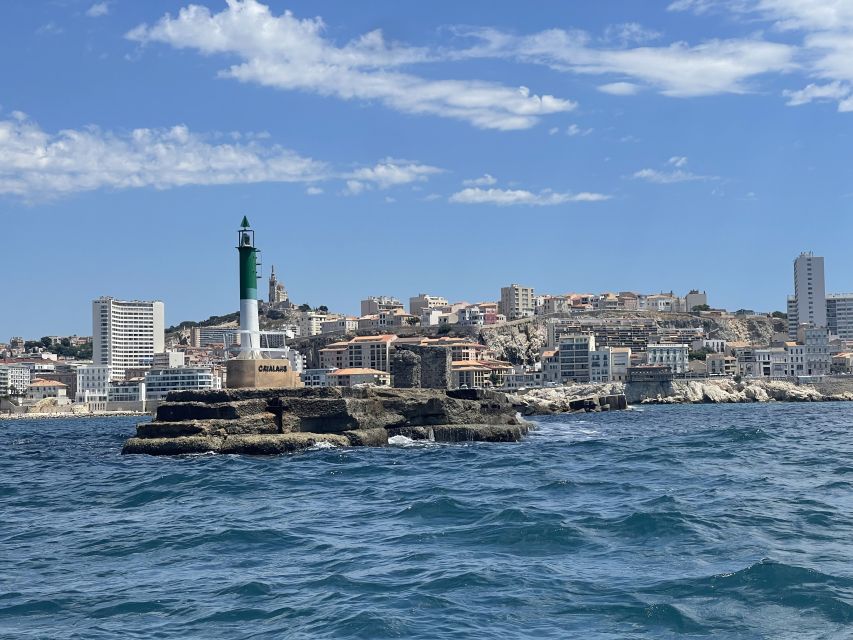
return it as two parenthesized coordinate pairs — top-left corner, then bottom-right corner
(646, 343), (689, 374)
(409, 293), (448, 316)
(499, 284), (535, 320)
(361, 296), (404, 316)
(93, 297), (165, 380)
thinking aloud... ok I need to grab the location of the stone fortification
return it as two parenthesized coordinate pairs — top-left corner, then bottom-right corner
(122, 386), (529, 456)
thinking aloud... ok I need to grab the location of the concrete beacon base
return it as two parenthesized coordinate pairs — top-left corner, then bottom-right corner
(226, 359), (304, 389)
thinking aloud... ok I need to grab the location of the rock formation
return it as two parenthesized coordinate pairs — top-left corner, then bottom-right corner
(123, 387), (530, 456)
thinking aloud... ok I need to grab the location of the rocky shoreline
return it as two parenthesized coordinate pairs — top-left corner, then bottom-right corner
(509, 378), (853, 413)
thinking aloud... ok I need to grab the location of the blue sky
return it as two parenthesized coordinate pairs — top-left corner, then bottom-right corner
(3, 0), (853, 338)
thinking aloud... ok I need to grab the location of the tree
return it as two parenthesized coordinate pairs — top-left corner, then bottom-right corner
(40, 336), (52, 348)
(406, 317), (420, 326)
(437, 323), (452, 335)
(689, 346), (714, 361)
(771, 311), (788, 320)
(317, 305), (329, 313)
(691, 304), (711, 312)
(298, 303), (311, 312)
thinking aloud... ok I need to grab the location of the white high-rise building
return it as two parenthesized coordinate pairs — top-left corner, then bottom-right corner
(92, 297), (165, 380)
(789, 252), (826, 339)
(826, 293), (853, 341)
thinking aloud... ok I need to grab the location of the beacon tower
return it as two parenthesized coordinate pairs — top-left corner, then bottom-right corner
(237, 216), (262, 359)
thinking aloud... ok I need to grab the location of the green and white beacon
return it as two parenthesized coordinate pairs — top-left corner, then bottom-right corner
(236, 216), (262, 360)
(226, 217), (303, 389)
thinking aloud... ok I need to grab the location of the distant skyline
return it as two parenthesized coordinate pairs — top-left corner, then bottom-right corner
(3, 0), (853, 338)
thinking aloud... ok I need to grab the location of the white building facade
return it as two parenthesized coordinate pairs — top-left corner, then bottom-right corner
(646, 344), (689, 374)
(93, 297), (165, 380)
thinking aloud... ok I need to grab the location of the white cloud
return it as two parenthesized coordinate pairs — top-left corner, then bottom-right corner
(567, 124), (593, 136)
(0, 113), (327, 198)
(598, 81), (642, 95)
(548, 126), (559, 135)
(633, 156), (719, 183)
(306, 186), (323, 195)
(783, 80), (850, 106)
(603, 23), (662, 46)
(449, 187), (610, 206)
(669, 155), (689, 167)
(458, 27), (795, 98)
(127, 0), (575, 131)
(86, 2), (110, 18)
(462, 173), (497, 186)
(346, 159), (442, 189)
(384, 196), (396, 203)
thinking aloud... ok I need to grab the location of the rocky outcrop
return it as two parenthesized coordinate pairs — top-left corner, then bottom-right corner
(517, 378), (853, 407)
(122, 386), (529, 456)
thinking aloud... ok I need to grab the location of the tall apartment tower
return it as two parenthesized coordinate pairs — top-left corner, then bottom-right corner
(92, 297), (165, 380)
(788, 252), (826, 339)
(500, 284), (535, 320)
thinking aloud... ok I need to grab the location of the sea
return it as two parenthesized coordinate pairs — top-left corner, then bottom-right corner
(1, 403), (851, 639)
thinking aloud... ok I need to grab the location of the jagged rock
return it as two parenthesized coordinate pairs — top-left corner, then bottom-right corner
(343, 428), (389, 447)
(387, 426), (434, 440)
(431, 424), (529, 443)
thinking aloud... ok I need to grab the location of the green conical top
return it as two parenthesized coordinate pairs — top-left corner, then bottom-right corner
(240, 215), (251, 229)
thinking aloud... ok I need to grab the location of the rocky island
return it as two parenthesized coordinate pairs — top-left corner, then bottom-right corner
(122, 387), (537, 456)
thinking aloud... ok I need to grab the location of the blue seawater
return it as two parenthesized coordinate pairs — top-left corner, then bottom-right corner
(1, 403), (852, 639)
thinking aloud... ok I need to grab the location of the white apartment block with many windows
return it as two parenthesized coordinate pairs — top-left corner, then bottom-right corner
(144, 367), (219, 401)
(76, 364), (113, 405)
(789, 252), (826, 339)
(826, 293), (853, 341)
(646, 344), (689, 374)
(0, 365), (31, 396)
(93, 297), (164, 380)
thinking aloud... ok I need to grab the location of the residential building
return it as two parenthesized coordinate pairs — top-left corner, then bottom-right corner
(153, 351), (186, 368)
(300, 368), (336, 387)
(328, 368), (390, 387)
(541, 350), (560, 383)
(361, 296), (404, 316)
(456, 306), (484, 327)
(409, 293), (448, 316)
(297, 311), (329, 337)
(557, 335), (595, 383)
(539, 296), (572, 315)
(547, 317), (656, 352)
(0, 365), (31, 396)
(610, 347), (632, 382)
(144, 367), (218, 401)
(692, 338), (726, 353)
(347, 335), (396, 372)
(826, 293), (853, 340)
(646, 343), (689, 374)
(685, 290), (708, 311)
(321, 317), (358, 336)
(92, 297), (165, 380)
(319, 342), (349, 369)
(788, 252), (826, 339)
(706, 353), (737, 377)
(75, 364), (113, 406)
(589, 347), (612, 382)
(107, 379), (146, 410)
(26, 379), (69, 403)
(190, 325), (238, 348)
(499, 284), (535, 320)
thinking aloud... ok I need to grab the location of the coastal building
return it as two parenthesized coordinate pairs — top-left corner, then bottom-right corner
(826, 293), (853, 340)
(361, 296), (404, 316)
(0, 364), (31, 396)
(557, 335), (595, 383)
(75, 364), (113, 407)
(691, 338), (726, 353)
(456, 306), (484, 327)
(547, 317), (656, 353)
(296, 311), (329, 337)
(92, 297), (165, 380)
(153, 351), (186, 368)
(144, 367), (218, 401)
(328, 368), (390, 387)
(539, 296), (572, 315)
(26, 379), (69, 403)
(788, 252), (826, 339)
(706, 353), (737, 377)
(499, 284), (535, 320)
(409, 294), (448, 316)
(300, 368), (336, 387)
(589, 347), (612, 382)
(107, 379), (146, 410)
(646, 344), (689, 374)
(610, 347), (632, 382)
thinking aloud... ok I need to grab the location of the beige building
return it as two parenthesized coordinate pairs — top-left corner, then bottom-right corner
(26, 379), (69, 403)
(328, 368), (390, 387)
(409, 293), (448, 316)
(499, 284), (535, 320)
(361, 296), (403, 316)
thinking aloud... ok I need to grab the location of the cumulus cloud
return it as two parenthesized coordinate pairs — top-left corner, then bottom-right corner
(126, 0), (575, 130)
(462, 173), (497, 186)
(0, 113), (442, 199)
(449, 187), (610, 206)
(346, 159), (442, 189)
(86, 2), (110, 18)
(0, 112), (328, 198)
(566, 124), (593, 136)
